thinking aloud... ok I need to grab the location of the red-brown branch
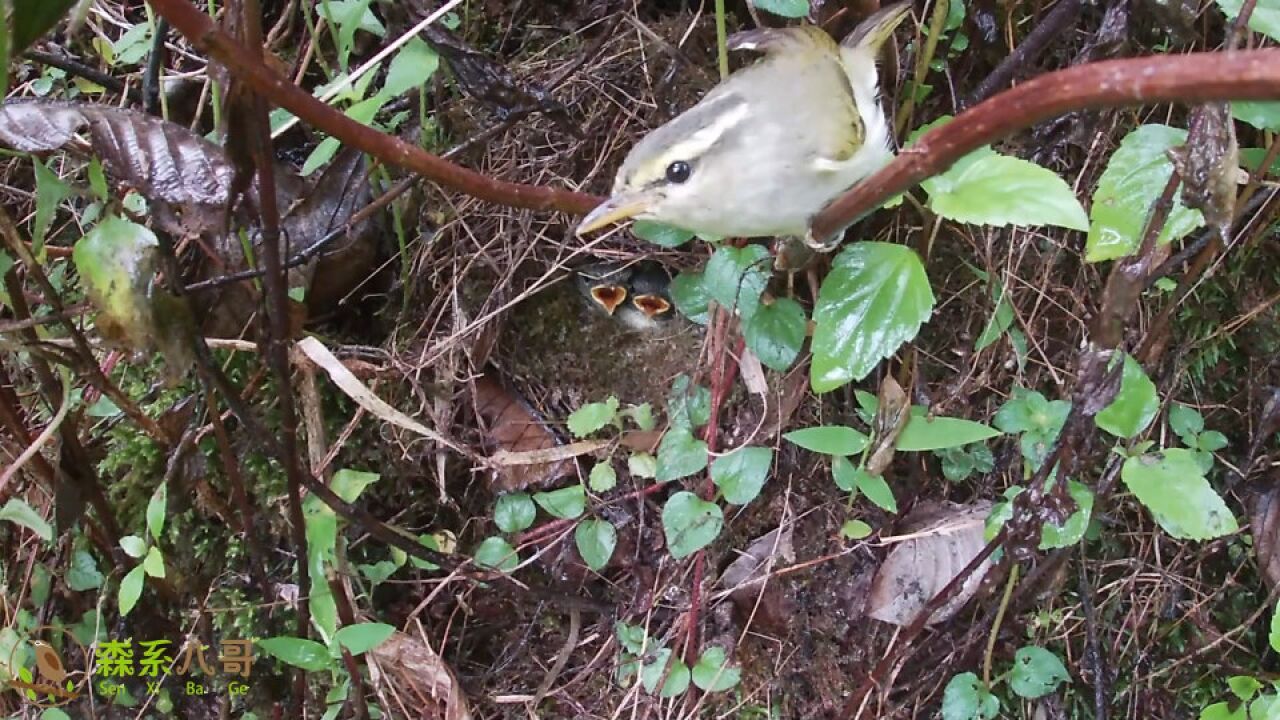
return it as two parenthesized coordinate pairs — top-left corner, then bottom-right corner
(810, 49), (1280, 241)
(144, 0), (601, 215)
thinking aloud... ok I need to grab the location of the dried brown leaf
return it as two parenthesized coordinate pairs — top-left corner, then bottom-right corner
(866, 375), (909, 476)
(1252, 483), (1280, 589)
(368, 630), (471, 720)
(474, 373), (571, 492)
(867, 501), (993, 626)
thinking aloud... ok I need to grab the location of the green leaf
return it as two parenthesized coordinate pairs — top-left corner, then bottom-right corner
(67, 550), (104, 591)
(703, 245), (771, 321)
(474, 536), (520, 572)
(710, 446), (773, 505)
(1229, 675), (1263, 702)
(628, 452), (657, 480)
(1168, 403), (1205, 443)
(942, 672), (1000, 720)
(1039, 481), (1094, 550)
(1095, 354), (1159, 438)
(811, 242), (934, 392)
(494, 493), (536, 533)
(691, 647), (741, 691)
(831, 454), (861, 493)
(533, 485), (587, 520)
(331, 468), (380, 503)
(662, 491), (723, 559)
(1198, 430), (1229, 453)
(924, 153), (1087, 231)
(0, 498), (52, 542)
(118, 564), (146, 617)
(12, 0), (79, 54)
(841, 519), (873, 540)
(633, 221), (695, 248)
(41, 709), (73, 720)
(119, 534), (147, 558)
(73, 216), (162, 352)
(1271, 601), (1280, 653)
(640, 648), (691, 696)
(589, 462), (618, 492)
(896, 416), (1000, 451)
(33, 158), (72, 253)
(1200, 702), (1247, 720)
(657, 428), (709, 482)
(974, 283), (1015, 352)
(623, 403), (656, 431)
(568, 396), (620, 438)
(743, 297), (806, 371)
(142, 546), (165, 578)
(1009, 646), (1069, 699)
(334, 623), (395, 655)
(1232, 101), (1280, 131)
(753, 0), (810, 17)
(855, 469), (897, 513)
(668, 375), (712, 430)
(259, 636), (333, 671)
(381, 38), (438, 98)
(146, 483), (167, 541)
(615, 622), (648, 654)
(1086, 125), (1203, 262)
(574, 519), (617, 571)
(1121, 448), (1239, 539)
(784, 426), (869, 456)
(669, 271), (711, 325)
(1218, 0), (1280, 42)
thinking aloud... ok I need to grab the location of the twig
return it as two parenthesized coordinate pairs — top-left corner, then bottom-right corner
(23, 50), (136, 100)
(981, 563), (1019, 687)
(961, 0), (1084, 108)
(1078, 556), (1108, 720)
(810, 49), (1280, 242)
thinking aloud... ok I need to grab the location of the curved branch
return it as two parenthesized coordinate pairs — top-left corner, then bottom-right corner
(810, 49), (1280, 242)
(143, 0), (601, 215)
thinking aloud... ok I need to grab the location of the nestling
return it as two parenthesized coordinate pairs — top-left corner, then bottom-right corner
(575, 261), (674, 331)
(576, 2), (911, 244)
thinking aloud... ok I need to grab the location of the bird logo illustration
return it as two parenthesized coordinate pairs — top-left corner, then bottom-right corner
(3, 628), (86, 708)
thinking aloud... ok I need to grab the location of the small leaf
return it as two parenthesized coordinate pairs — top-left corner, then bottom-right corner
(669, 271), (711, 325)
(33, 158), (72, 252)
(1218, 0), (1280, 42)
(494, 493), (536, 533)
(474, 536), (520, 571)
(640, 648), (691, 697)
(333, 623), (395, 656)
(615, 622), (648, 655)
(624, 403), (656, 431)
(0, 498), (53, 542)
(924, 154), (1088, 231)
(568, 396), (620, 438)
(668, 375), (712, 429)
(753, 0), (810, 18)
(703, 245), (771, 321)
(1121, 448), (1238, 539)
(1232, 100), (1280, 131)
(811, 242), (934, 392)
(589, 462), (618, 492)
(67, 550), (104, 591)
(974, 283), (1014, 352)
(331, 468), (380, 503)
(142, 547), (165, 578)
(381, 39), (439, 98)
(896, 416), (1000, 451)
(691, 647), (741, 691)
(710, 446), (773, 505)
(119, 534), (147, 558)
(1009, 646), (1069, 699)
(784, 426), (869, 456)
(1228, 675), (1263, 702)
(258, 636), (333, 671)
(942, 672), (1000, 720)
(662, 491), (723, 559)
(657, 428), (709, 482)
(1095, 354), (1159, 439)
(1168, 403), (1205, 442)
(574, 519), (617, 571)
(146, 483), (167, 541)
(832, 455), (861, 493)
(628, 452), (657, 479)
(118, 565), (145, 617)
(743, 297), (806, 371)
(633, 220), (695, 248)
(856, 469), (898, 513)
(841, 519), (873, 540)
(533, 485), (587, 520)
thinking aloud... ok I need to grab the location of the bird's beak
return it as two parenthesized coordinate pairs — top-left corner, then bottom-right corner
(632, 294), (672, 320)
(590, 285), (628, 315)
(576, 191), (658, 235)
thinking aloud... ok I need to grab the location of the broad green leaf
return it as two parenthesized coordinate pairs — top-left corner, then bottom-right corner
(119, 534), (146, 558)
(381, 39), (438, 98)
(1039, 481), (1094, 550)
(1009, 646), (1069, 699)
(1229, 675), (1263, 702)
(1095, 354), (1159, 439)
(811, 242), (934, 392)
(668, 375), (711, 429)
(73, 216), (161, 352)
(784, 425), (869, 456)
(494, 493), (536, 533)
(855, 469), (897, 513)
(1200, 702), (1247, 720)
(334, 623), (394, 655)
(662, 491), (723, 559)
(1233, 101), (1280, 131)
(574, 518), (617, 571)
(118, 564), (145, 617)
(633, 221), (695, 248)
(1086, 125), (1203, 262)
(669, 271), (711, 325)
(258, 636), (333, 671)
(146, 482), (167, 541)
(331, 468), (379, 503)
(896, 416), (1000, 451)
(841, 519), (873, 539)
(12, 0), (79, 54)
(1218, 0), (1280, 42)
(640, 647), (691, 696)
(710, 446), (773, 505)
(568, 396), (620, 438)
(691, 647), (741, 691)
(628, 452), (657, 480)
(657, 428), (709, 482)
(142, 547), (165, 578)
(1121, 448), (1238, 539)
(0, 498), (52, 542)
(533, 485), (587, 520)
(589, 462), (618, 492)
(942, 672), (1000, 720)
(743, 297), (806, 371)
(474, 536), (520, 571)
(925, 154), (1087, 231)
(831, 455), (861, 493)
(703, 245), (771, 321)
(753, 0), (810, 17)
(67, 550), (104, 591)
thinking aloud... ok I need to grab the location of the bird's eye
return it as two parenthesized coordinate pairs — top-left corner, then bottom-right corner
(665, 161), (692, 184)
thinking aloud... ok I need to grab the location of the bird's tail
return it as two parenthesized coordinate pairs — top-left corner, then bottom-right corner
(839, 1), (912, 93)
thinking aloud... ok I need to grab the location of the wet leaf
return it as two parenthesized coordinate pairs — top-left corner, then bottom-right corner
(532, 485), (586, 520)
(867, 501), (993, 625)
(670, 271), (711, 325)
(1086, 124), (1203, 262)
(574, 519), (617, 571)
(1095, 354), (1159, 439)
(704, 245), (771, 321)
(811, 242), (934, 392)
(1121, 448), (1238, 539)
(691, 647), (741, 691)
(784, 425), (869, 456)
(663, 492), (723, 559)
(925, 154), (1087, 231)
(743, 297), (806, 371)
(710, 446), (773, 505)
(1009, 646), (1069, 699)
(474, 537), (519, 572)
(657, 427), (709, 482)
(494, 493), (535, 533)
(633, 221), (694, 248)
